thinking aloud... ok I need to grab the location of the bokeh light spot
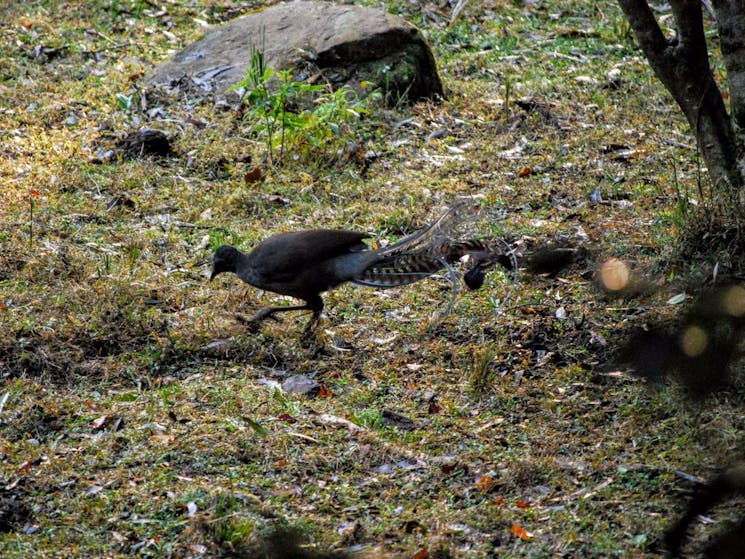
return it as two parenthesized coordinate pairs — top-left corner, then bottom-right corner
(680, 325), (708, 358)
(722, 285), (745, 317)
(599, 258), (629, 291)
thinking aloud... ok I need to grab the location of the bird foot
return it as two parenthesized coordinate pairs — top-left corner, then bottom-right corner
(299, 314), (324, 347)
(233, 309), (281, 332)
(248, 308), (283, 323)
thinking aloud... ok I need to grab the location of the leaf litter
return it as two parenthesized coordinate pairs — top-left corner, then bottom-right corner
(1, 1), (744, 558)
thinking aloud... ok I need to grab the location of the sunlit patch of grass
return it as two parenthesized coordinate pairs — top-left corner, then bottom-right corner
(1, 0), (743, 557)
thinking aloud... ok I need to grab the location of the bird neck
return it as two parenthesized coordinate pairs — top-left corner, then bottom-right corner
(233, 249), (265, 286)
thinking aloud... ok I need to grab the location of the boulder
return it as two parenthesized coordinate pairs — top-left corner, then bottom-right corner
(147, 1), (443, 104)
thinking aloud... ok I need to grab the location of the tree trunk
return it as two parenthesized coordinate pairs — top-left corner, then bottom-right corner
(713, 0), (745, 132)
(618, 0), (745, 212)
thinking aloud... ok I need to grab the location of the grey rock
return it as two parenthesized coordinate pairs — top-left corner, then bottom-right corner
(147, 1), (443, 105)
(282, 374), (320, 396)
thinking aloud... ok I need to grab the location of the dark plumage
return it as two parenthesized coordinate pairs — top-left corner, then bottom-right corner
(210, 207), (507, 330)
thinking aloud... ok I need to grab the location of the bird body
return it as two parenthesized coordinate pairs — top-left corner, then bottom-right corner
(210, 205), (508, 329)
(226, 230), (372, 292)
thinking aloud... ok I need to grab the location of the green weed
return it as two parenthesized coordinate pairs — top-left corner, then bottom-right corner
(232, 46), (369, 167)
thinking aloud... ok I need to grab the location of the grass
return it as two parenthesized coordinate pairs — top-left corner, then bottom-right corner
(1, 0), (743, 557)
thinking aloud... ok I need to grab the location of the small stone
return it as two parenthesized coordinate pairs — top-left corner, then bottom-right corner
(282, 374), (320, 397)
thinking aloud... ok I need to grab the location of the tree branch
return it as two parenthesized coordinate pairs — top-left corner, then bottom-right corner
(617, 0), (669, 54)
(670, 0), (707, 55)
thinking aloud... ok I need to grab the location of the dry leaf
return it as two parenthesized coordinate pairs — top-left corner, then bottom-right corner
(412, 547), (429, 559)
(84, 400), (103, 412)
(476, 475), (495, 491)
(150, 431), (175, 444)
(244, 166), (262, 184)
(318, 385), (333, 398)
(92, 414), (110, 430)
(511, 523), (533, 540)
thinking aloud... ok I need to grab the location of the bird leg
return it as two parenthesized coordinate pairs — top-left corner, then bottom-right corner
(297, 296), (327, 345)
(245, 294), (325, 336)
(247, 304), (315, 324)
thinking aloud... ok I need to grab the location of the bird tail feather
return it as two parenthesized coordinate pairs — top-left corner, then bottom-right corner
(352, 252), (448, 287)
(353, 239), (505, 288)
(376, 199), (479, 258)
(354, 200), (513, 289)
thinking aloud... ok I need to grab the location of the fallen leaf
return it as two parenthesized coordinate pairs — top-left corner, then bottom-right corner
(402, 519), (424, 534)
(511, 523), (533, 540)
(17, 459), (39, 474)
(187, 501), (198, 516)
(440, 462), (460, 474)
(140, 422), (167, 431)
(244, 417), (268, 436)
(201, 338), (233, 351)
(515, 501), (532, 509)
(282, 374), (320, 396)
(244, 166), (262, 183)
(187, 544), (207, 555)
(92, 414), (111, 430)
(381, 409), (417, 430)
(476, 475), (495, 491)
(412, 547), (429, 559)
(318, 385), (333, 398)
(83, 400), (103, 412)
(150, 431), (175, 444)
(518, 166), (532, 177)
(286, 431), (320, 444)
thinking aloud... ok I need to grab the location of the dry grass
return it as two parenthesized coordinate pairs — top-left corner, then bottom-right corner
(1, 1), (743, 557)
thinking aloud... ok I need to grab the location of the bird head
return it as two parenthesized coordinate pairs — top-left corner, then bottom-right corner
(210, 245), (241, 280)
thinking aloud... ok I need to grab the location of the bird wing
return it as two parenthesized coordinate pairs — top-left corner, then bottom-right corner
(248, 230), (369, 282)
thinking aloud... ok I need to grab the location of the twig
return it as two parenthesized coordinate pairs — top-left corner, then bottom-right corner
(449, 0), (469, 27)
